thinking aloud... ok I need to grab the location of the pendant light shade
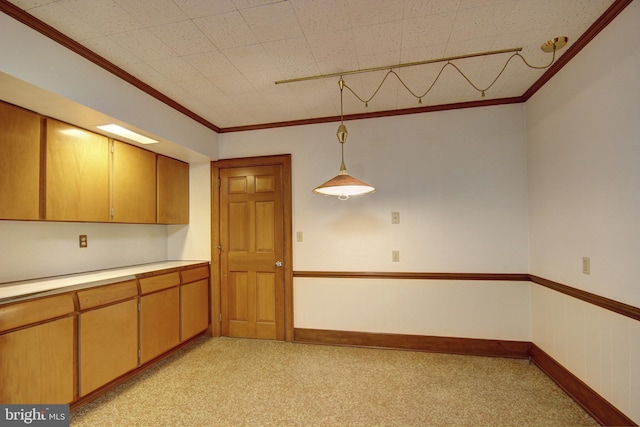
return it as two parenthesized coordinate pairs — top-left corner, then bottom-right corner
(312, 167), (375, 200)
(312, 78), (375, 200)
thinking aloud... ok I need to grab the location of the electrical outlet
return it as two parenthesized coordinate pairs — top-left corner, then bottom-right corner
(392, 250), (400, 262)
(582, 256), (590, 275)
(296, 231), (303, 242)
(391, 212), (400, 224)
(79, 235), (88, 248)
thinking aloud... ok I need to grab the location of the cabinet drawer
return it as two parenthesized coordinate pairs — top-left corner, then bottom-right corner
(139, 272), (180, 295)
(0, 293), (75, 333)
(77, 280), (138, 310)
(181, 265), (209, 284)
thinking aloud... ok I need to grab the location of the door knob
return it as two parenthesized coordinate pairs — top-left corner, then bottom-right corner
(275, 261), (283, 267)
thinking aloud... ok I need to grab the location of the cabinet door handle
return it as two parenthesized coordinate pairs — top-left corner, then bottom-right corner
(275, 261), (283, 268)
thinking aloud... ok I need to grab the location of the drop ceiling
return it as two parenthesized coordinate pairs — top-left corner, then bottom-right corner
(2, 0), (622, 132)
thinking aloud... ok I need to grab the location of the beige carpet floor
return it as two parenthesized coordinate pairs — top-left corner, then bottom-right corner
(70, 336), (597, 426)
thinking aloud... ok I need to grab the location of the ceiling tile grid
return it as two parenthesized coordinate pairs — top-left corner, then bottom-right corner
(6, 0), (618, 129)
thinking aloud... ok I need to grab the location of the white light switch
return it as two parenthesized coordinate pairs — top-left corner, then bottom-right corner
(296, 231), (303, 242)
(582, 256), (590, 275)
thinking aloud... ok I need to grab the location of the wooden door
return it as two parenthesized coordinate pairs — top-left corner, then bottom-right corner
(219, 163), (286, 340)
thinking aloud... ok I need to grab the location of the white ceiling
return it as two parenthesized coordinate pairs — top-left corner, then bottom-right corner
(5, 0), (616, 130)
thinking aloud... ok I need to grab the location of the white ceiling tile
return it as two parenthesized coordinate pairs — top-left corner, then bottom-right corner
(244, 68), (287, 90)
(400, 44), (447, 63)
(14, 2), (107, 41)
(356, 50), (402, 70)
(178, 77), (222, 96)
(115, 0), (188, 27)
(82, 36), (144, 66)
(404, 0), (460, 18)
(306, 28), (358, 64)
(213, 73), (257, 95)
(109, 29), (176, 62)
(57, 0), (141, 36)
(241, 1), (304, 42)
(194, 10), (259, 49)
(292, 0), (351, 38)
(276, 62), (324, 85)
(148, 57), (202, 83)
(346, 0), (404, 27)
(449, 2), (516, 42)
(401, 12), (457, 50)
(264, 37), (315, 68)
(222, 44), (274, 73)
(7, 0), (57, 8)
(150, 20), (216, 56)
(183, 51), (238, 79)
(174, 0), (236, 18)
(233, 0), (284, 10)
(353, 20), (403, 57)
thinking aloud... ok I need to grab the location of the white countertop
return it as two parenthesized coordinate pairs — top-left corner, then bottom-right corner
(0, 260), (208, 303)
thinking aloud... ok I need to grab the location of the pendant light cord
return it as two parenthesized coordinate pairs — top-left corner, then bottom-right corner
(341, 46), (557, 105)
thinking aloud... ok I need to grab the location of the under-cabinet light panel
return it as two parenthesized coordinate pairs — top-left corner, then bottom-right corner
(97, 124), (158, 145)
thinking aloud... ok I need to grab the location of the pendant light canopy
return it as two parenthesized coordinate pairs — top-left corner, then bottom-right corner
(312, 78), (375, 200)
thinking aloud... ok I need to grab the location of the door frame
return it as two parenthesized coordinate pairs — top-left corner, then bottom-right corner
(210, 154), (293, 341)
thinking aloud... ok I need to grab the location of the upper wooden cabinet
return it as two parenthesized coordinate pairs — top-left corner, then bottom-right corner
(112, 140), (157, 223)
(0, 101), (189, 224)
(157, 155), (189, 224)
(0, 102), (41, 220)
(45, 118), (110, 222)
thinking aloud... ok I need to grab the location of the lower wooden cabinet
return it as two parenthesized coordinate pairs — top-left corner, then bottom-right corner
(140, 287), (180, 364)
(0, 294), (76, 404)
(0, 263), (209, 406)
(79, 299), (138, 395)
(181, 279), (209, 340)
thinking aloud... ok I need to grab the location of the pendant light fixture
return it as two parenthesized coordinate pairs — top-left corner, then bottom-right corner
(312, 78), (375, 200)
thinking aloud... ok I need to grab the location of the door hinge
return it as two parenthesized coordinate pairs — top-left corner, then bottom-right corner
(217, 244), (222, 254)
(219, 313), (222, 323)
(138, 302), (141, 312)
(111, 207), (115, 218)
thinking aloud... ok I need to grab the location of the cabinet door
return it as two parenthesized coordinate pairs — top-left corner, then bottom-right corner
(0, 316), (75, 404)
(181, 279), (209, 340)
(45, 118), (110, 222)
(112, 140), (156, 223)
(157, 155), (189, 224)
(140, 287), (180, 364)
(0, 102), (41, 220)
(79, 299), (138, 396)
